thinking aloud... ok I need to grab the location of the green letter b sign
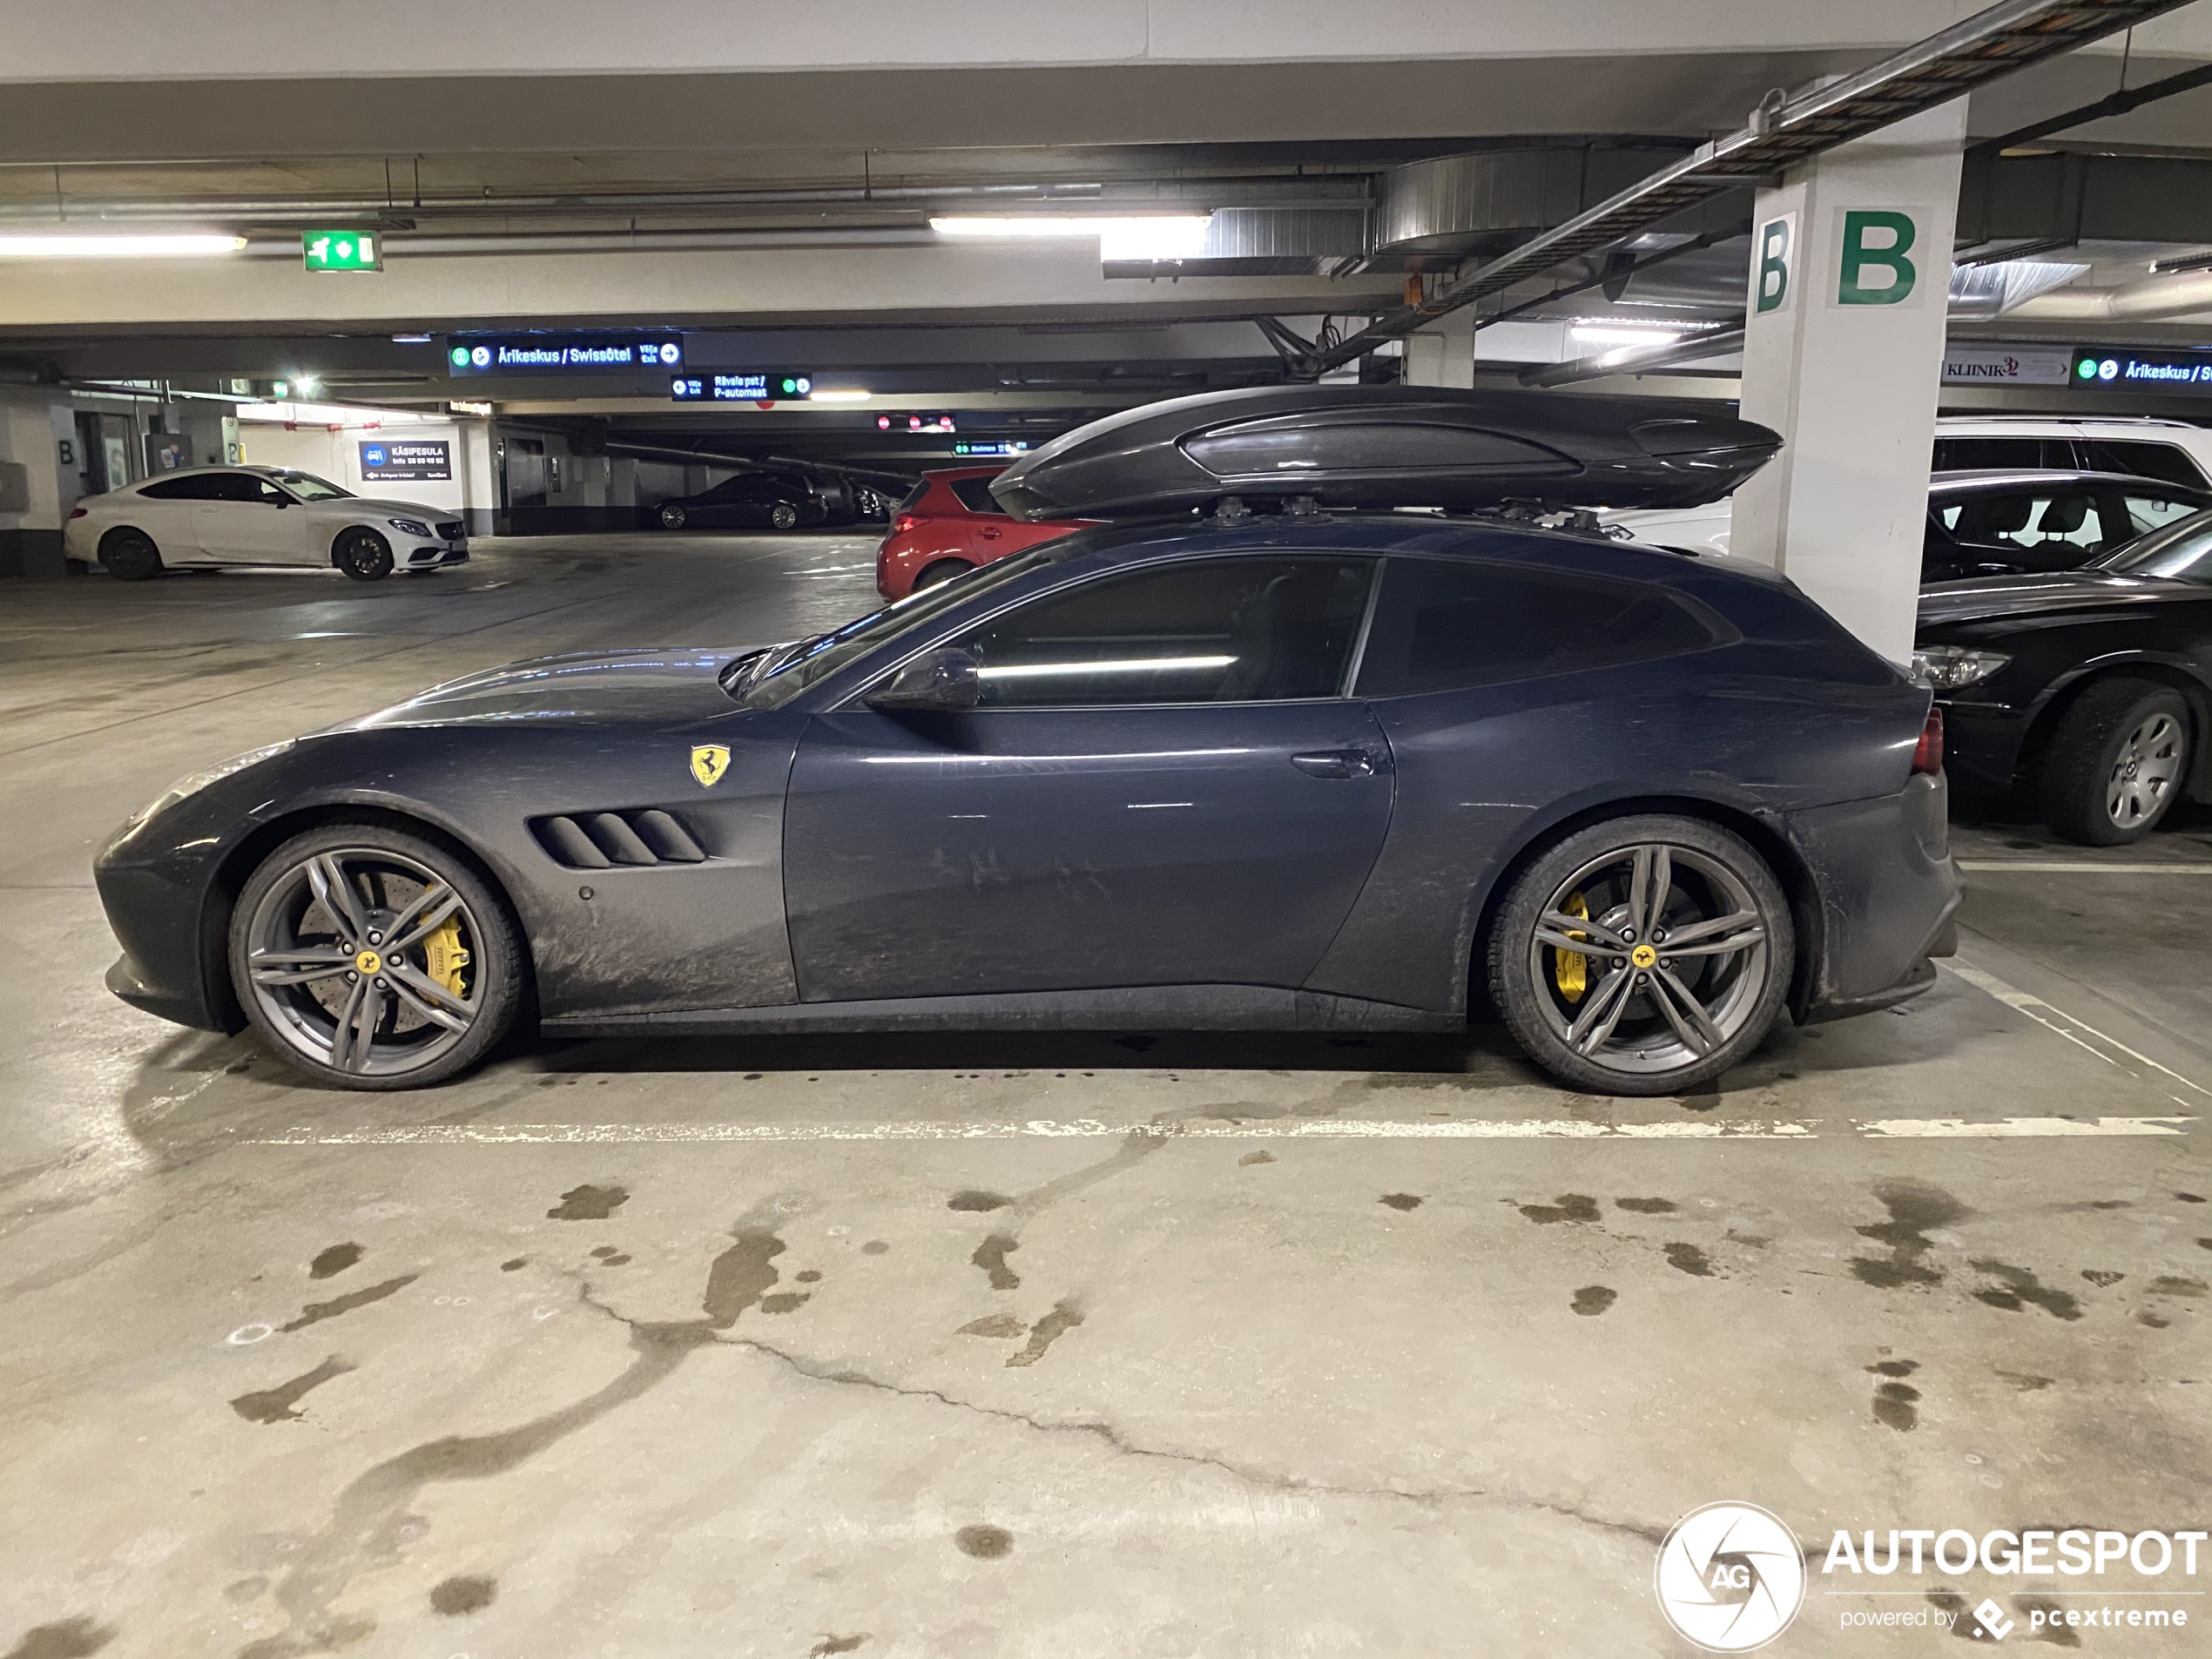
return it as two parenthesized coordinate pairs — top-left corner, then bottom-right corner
(1837, 210), (1918, 306)
(1754, 215), (1793, 314)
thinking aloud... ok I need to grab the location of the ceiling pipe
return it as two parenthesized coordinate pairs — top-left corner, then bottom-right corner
(2006, 266), (2212, 320)
(1518, 327), (1745, 388)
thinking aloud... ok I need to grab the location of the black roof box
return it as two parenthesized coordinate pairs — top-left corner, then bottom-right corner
(989, 385), (1780, 521)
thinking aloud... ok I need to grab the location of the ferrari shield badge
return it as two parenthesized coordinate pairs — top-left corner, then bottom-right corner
(689, 744), (732, 788)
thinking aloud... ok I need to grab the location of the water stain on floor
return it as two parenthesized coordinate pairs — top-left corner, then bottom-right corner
(809, 1636), (868, 1656)
(307, 1244), (361, 1280)
(955, 1525), (1014, 1559)
(1521, 1194), (1601, 1224)
(1664, 1243), (1715, 1277)
(1379, 1193), (1423, 1211)
(279, 1276), (417, 1335)
(1005, 1301), (1083, 1368)
(547, 1184), (628, 1221)
(973, 1233), (1021, 1291)
(1995, 1370), (2053, 1391)
(1238, 1150), (1276, 1166)
(1865, 1360), (1922, 1432)
(1850, 1180), (1966, 1289)
(231, 1357), (356, 1425)
(2080, 1270), (2125, 1287)
(2, 1617), (115, 1659)
(1570, 1285), (1617, 1316)
(427, 1575), (494, 1616)
(1970, 1261), (2083, 1321)
(1615, 1197), (1677, 1214)
(947, 1190), (1013, 1212)
(957, 1313), (1025, 1339)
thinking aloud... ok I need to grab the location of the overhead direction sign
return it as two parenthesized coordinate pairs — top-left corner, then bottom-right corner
(448, 334), (684, 375)
(2072, 348), (2212, 391)
(670, 372), (813, 401)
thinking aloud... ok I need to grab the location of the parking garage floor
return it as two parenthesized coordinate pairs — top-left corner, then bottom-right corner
(3, 536), (2209, 1658)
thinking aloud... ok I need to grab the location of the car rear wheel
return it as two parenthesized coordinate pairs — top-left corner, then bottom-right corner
(231, 823), (523, 1089)
(2039, 678), (2192, 846)
(659, 503), (687, 530)
(914, 559), (971, 590)
(98, 528), (164, 581)
(335, 527), (394, 581)
(1487, 814), (1793, 1096)
(769, 502), (800, 531)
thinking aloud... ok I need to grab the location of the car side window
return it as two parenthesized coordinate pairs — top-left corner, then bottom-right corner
(138, 475), (219, 501)
(950, 477), (1005, 515)
(204, 472), (282, 504)
(1353, 557), (1723, 698)
(2117, 489), (2203, 536)
(2081, 439), (2209, 490)
(1930, 437), (2063, 471)
(2112, 521), (2212, 583)
(946, 556), (1375, 708)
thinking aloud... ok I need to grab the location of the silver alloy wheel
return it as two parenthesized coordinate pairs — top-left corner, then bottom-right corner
(2107, 711), (2184, 830)
(660, 504), (686, 529)
(242, 845), (482, 1079)
(1526, 841), (1770, 1076)
(770, 502), (799, 530)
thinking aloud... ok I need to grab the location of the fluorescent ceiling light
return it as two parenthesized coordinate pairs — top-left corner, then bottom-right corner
(978, 655), (1235, 680)
(930, 215), (1213, 261)
(1570, 324), (1685, 348)
(0, 232), (246, 260)
(391, 333), (435, 344)
(807, 389), (872, 402)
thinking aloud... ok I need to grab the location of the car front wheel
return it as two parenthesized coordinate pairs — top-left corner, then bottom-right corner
(230, 823), (523, 1089)
(659, 504), (687, 530)
(1487, 814), (1793, 1096)
(335, 527), (394, 581)
(2040, 678), (2192, 845)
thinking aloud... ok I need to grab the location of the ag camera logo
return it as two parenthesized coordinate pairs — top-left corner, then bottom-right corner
(1656, 1502), (1806, 1652)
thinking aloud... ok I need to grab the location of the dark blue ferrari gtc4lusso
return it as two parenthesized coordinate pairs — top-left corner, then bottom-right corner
(95, 385), (1960, 1095)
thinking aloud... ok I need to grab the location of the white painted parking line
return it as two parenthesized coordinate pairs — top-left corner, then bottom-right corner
(1944, 959), (2212, 1101)
(250, 1114), (2196, 1146)
(1958, 860), (2212, 873)
(1856, 1116), (2194, 1137)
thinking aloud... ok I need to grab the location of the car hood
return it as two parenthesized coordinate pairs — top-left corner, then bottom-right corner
(1917, 570), (2180, 628)
(324, 496), (450, 519)
(341, 648), (749, 728)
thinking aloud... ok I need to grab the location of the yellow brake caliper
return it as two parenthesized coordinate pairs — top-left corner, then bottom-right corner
(1555, 891), (1589, 1003)
(421, 914), (472, 1000)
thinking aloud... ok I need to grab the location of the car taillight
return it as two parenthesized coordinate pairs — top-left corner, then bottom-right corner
(1912, 705), (1945, 776)
(69, 507), (87, 518)
(895, 515), (918, 534)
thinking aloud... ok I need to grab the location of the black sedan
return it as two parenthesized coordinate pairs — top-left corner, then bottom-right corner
(655, 469), (829, 532)
(1919, 506), (2212, 845)
(94, 387), (1959, 1096)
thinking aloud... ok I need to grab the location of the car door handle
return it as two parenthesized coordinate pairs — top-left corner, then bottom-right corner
(1291, 748), (1381, 779)
(979, 526), (1002, 540)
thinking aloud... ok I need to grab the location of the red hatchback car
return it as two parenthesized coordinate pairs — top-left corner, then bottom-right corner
(874, 466), (1089, 599)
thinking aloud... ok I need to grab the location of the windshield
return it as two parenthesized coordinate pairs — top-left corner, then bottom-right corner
(268, 469), (353, 502)
(740, 550), (1058, 709)
(2097, 507), (2212, 583)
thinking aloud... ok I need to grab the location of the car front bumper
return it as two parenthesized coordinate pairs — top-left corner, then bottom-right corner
(404, 542), (469, 569)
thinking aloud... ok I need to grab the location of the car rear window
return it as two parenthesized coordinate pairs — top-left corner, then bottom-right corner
(895, 479), (928, 512)
(1354, 556), (1724, 698)
(2080, 438), (2209, 490)
(950, 476), (1005, 516)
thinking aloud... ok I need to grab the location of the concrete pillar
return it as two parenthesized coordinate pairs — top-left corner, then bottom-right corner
(0, 389), (76, 577)
(456, 420), (498, 537)
(1402, 302), (1475, 388)
(1730, 98), (1968, 665)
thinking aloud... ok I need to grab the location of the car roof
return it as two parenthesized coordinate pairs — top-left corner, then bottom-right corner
(922, 466), (1005, 482)
(1938, 415), (2208, 435)
(1929, 469), (2209, 495)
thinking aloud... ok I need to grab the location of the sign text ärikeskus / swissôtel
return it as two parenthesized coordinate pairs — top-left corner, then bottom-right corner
(2073, 348), (2212, 391)
(446, 335), (684, 376)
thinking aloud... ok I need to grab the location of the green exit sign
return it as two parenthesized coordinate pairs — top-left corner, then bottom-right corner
(301, 230), (381, 273)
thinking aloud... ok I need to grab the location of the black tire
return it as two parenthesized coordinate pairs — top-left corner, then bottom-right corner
(914, 559), (971, 590)
(2039, 678), (2192, 846)
(769, 502), (800, 531)
(98, 528), (164, 581)
(230, 821), (525, 1090)
(1486, 813), (1794, 1096)
(334, 527), (394, 582)
(659, 503), (688, 531)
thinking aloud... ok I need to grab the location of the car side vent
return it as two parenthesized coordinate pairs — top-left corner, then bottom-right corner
(532, 809), (709, 869)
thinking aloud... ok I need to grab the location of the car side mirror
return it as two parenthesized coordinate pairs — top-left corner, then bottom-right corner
(866, 647), (981, 711)
(271, 495), (291, 508)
